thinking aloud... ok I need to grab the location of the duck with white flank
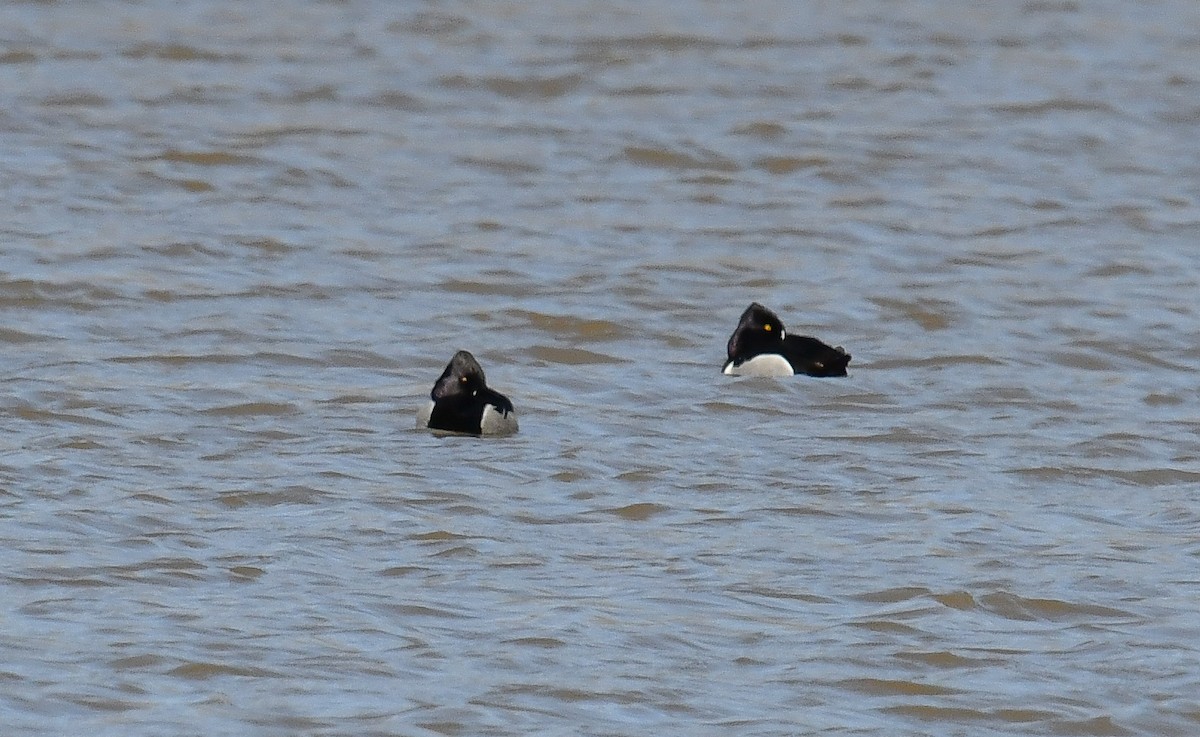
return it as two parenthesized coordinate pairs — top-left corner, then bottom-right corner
(417, 350), (518, 435)
(722, 302), (850, 377)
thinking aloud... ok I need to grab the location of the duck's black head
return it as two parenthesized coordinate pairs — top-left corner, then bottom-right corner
(431, 350), (490, 402)
(726, 302), (787, 363)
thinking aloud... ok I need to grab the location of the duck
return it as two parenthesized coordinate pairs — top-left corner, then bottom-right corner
(416, 350), (518, 435)
(722, 302), (851, 377)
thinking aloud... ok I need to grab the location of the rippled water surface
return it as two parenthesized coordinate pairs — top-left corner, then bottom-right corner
(4, 1), (1200, 735)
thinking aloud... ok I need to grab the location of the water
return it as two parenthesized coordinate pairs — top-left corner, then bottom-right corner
(3, 1), (1200, 735)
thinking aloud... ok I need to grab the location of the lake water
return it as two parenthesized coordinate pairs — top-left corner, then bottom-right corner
(3, 1), (1199, 735)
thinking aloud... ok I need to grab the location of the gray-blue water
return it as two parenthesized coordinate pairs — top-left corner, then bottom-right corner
(3, 2), (1199, 735)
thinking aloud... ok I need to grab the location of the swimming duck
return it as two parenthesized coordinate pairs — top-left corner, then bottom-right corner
(416, 350), (518, 435)
(722, 302), (850, 377)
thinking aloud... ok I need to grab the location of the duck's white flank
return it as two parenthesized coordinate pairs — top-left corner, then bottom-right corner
(480, 404), (518, 436)
(723, 353), (794, 377)
(415, 400), (435, 429)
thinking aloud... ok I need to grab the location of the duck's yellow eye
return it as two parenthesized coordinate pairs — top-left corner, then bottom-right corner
(763, 324), (772, 332)
(460, 376), (469, 384)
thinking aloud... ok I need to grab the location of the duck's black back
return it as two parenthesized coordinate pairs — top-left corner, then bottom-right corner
(783, 335), (851, 377)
